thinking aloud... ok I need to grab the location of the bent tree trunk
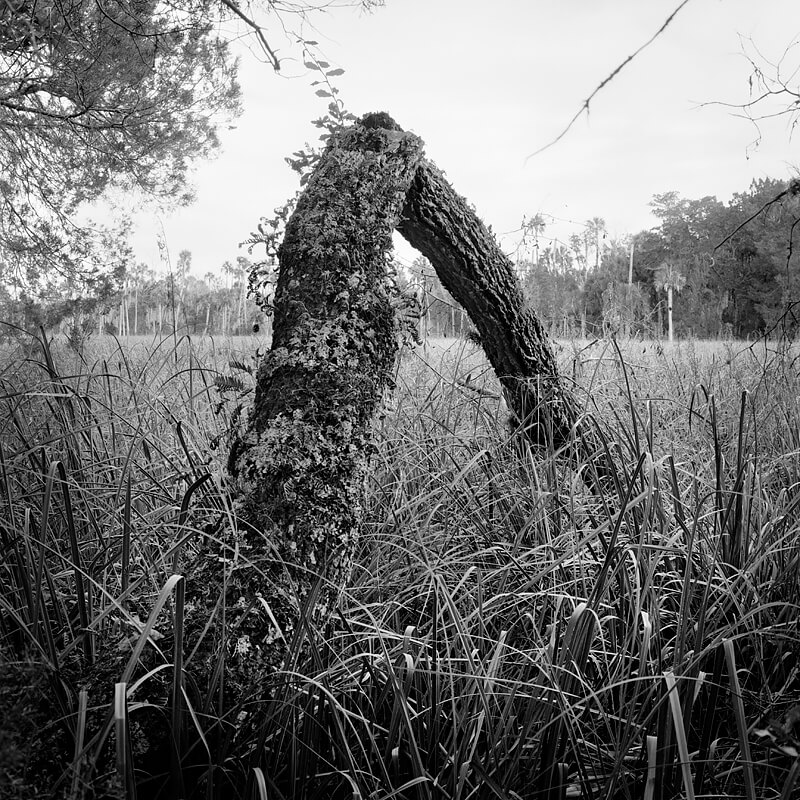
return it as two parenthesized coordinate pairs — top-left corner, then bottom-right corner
(399, 162), (597, 461)
(206, 112), (609, 701)
(236, 115), (424, 630)
(191, 115), (424, 695)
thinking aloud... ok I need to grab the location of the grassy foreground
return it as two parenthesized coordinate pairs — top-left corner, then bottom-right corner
(0, 331), (799, 799)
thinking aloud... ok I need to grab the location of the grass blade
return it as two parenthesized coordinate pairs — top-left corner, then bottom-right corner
(644, 734), (657, 800)
(252, 767), (268, 800)
(170, 575), (186, 799)
(121, 573), (184, 685)
(69, 688), (89, 800)
(122, 473), (132, 602)
(56, 462), (93, 664)
(664, 671), (695, 800)
(724, 638), (756, 800)
(115, 682), (136, 799)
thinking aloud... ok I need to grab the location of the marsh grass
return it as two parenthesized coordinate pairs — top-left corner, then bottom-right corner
(0, 330), (798, 799)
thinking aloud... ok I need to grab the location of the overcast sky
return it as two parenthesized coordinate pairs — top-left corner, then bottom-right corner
(128, 0), (800, 276)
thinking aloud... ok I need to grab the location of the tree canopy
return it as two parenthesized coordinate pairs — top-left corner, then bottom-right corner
(519, 177), (800, 340)
(0, 0), (376, 291)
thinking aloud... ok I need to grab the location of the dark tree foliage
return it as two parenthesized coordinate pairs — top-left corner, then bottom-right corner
(639, 180), (800, 338)
(522, 178), (800, 340)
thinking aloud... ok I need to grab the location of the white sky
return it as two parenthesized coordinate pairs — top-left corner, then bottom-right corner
(129, 0), (800, 276)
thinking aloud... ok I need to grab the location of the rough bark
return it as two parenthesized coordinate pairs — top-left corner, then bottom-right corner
(398, 160), (609, 480)
(198, 112), (609, 705)
(191, 114), (424, 693)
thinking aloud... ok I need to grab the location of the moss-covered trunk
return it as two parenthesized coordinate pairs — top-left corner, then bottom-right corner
(209, 112), (608, 697)
(206, 114), (424, 685)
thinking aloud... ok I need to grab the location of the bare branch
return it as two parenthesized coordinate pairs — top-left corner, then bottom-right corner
(217, 0), (281, 70)
(700, 36), (800, 155)
(525, 0), (694, 161)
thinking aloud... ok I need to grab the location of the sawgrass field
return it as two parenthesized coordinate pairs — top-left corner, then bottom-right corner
(1, 330), (799, 799)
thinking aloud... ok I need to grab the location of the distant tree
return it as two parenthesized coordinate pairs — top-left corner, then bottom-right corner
(654, 259), (687, 342)
(409, 256), (466, 339)
(126, 263), (150, 336)
(202, 272), (220, 333)
(568, 232), (589, 272)
(539, 239), (573, 275)
(640, 192), (731, 337)
(520, 213), (547, 266)
(587, 217), (607, 270)
(0, 244), (127, 339)
(582, 237), (650, 337)
(724, 178), (799, 334)
(174, 249), (192, 327)
(522, 259), (581, 334)
(601, 281), (649, 338)
(644, 181), (800, 338)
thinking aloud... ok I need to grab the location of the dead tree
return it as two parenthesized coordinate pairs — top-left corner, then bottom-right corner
(234, 115), (424, 641)
(200, 112), (609, 702)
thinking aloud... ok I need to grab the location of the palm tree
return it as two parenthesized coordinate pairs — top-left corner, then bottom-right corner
(587, 217), (607, 269)
(524, 213), (547, 267)
(654, 258), (687, 343)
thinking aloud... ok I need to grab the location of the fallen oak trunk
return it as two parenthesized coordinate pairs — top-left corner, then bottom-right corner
(191, 112), (611, 711)
(189, 114), (425, 699)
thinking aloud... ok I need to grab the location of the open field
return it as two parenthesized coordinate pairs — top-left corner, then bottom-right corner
(1, 330), (799, 799)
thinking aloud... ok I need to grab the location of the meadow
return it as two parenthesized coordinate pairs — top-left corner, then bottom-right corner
(1, 330), (799, 799)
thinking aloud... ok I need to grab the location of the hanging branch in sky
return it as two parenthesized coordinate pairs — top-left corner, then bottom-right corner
(699, 36), (800, 155)
(525, 0), (694, 161)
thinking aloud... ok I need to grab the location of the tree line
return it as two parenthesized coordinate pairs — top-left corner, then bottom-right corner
(0, 252), (272, 345)
(520, 176), (800, 340)
(3, 176), (798, 345)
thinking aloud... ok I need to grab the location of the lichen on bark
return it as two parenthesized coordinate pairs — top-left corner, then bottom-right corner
(188, 113), (425, 696)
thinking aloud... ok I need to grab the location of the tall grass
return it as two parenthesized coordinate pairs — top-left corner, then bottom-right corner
(0, 330), (798, 799)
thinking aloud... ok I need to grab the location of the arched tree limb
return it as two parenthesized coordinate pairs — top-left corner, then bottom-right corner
(397, 157), (613, 486)
(200, 112), (612, 709)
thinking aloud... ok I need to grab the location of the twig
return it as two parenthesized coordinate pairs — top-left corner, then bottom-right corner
(217, 0), (281, 71)
(525, 0), (694, 161)
(456, 376), (501, 401)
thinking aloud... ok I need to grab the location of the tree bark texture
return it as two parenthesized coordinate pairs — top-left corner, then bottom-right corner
(205, 112), (608, 699)
(194, 114), (424, 690)
(398, 161), (608, 479)
(397, 164), (571, 446)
